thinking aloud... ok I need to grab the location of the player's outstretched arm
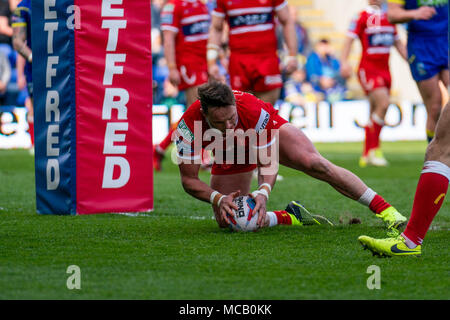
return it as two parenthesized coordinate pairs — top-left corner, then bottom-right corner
(387, 2), (436, 24)
(207, 15), (225, 81)
(179, 163), (213, 203)
(394, 38), (408, 61)
(178, 163), (239, 225)
(276, 4), (298, 74)
(12, 25), (31, 63)
(339, 36), (354, 79)
(162, 29), (180, 87)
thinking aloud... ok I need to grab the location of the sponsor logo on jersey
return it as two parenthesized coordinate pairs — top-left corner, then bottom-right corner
(369, 33), (395, 47)
(176, 137), (193, 157)
(182, 20), (210, 36)
(418, 0), (448, 7)
(161, 12), (174, 24)
(177, 119), (194, 143)
(162, 3), (175, 12)
(229, 13), (273, 28)
(255, 109), (270, 133)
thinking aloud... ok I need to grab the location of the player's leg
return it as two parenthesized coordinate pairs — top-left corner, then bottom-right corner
(26, 96), (34, 149)
(153, 128), (174, 171)
(439, 69), (449, 88)
(278, 123), (406, 229)
(358, 102), (450, 256)
(358, 69), (374, 167)
(252, 54), (283, 106)
(367, 87), (390, 166)
(25, 80), (34, 154)
(401, 101), (450, 247)
(417, 74), (442, 143)
(253, 88), (281, 106)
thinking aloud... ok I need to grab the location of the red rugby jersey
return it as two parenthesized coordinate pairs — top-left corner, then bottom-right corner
(347, 6), (399, 70)
(161, 0), (210, 63)
(212, 0), (287, 55)
(175, 91), (281, 162)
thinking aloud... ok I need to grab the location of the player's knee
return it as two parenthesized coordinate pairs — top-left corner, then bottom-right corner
(426, 136), (450, 163)
(430, 106), (442, 120)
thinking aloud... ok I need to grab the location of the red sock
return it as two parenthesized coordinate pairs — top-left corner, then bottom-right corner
(158, 128), (175, 151)
(273, 210), (293, 225)
(403, 172), (449, 245)
(372, 121), (383, 150)
(28, 121), (34, 146)
(363, 124), (373, 156)
(369, 194), (391, 214)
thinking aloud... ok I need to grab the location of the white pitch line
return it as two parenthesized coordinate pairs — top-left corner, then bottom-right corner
(116, 212), (215, 220)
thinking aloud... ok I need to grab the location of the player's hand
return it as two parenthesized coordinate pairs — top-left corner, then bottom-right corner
(284, 57), (298, 75)
(208, 64), (222, 82)
(17, 75), (26, 90)
(0, 81), (6, 93)
(218, 190), (240, 225)
(168, 68), (181, 87)
(414, 6), (436, 20)
(249, 193), (267, 228)
(340, 62), (352, 79)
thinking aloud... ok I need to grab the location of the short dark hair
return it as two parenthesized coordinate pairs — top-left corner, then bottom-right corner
(198, 81), (235, 114)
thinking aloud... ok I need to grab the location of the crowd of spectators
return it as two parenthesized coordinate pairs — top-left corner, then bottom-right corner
(0, 0), (29, 108)
(151, 1), (348, 107)
(0, 0), (349, 110)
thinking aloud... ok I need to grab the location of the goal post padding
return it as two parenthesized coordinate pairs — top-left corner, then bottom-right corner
(32, 0), (153, 215)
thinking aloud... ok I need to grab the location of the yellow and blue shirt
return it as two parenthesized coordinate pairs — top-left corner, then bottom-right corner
(388, 0), (448, 36)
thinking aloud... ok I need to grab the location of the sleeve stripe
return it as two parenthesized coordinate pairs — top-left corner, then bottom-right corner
(346, 31), (358, 39)
(177, 154), (202, 160)
(160, 25), (179, 33)
(211, 10), (225, 18)
(15, 7), (30, 12)
(275, 1), (288, 11)
(387, 0), (405, 4)
(11, 22), (27, 27)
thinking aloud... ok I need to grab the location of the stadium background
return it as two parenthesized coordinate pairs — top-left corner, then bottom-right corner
(0, 0), (443, 148)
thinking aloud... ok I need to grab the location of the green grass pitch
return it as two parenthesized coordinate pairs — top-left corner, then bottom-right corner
(0, 141), (449, 299)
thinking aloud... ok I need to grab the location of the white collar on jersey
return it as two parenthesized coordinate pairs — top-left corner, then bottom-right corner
(365, 5), (382, 14)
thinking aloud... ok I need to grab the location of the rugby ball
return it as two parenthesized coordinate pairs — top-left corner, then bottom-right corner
(228, 196), (258, 232)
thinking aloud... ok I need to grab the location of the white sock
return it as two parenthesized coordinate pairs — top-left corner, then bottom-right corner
(402, 233), (418, 249)
(421, 161), (450, 181)
(266, 211), (278, 227)
(358, 188), (377, 207)
(371, 114), (385, 126)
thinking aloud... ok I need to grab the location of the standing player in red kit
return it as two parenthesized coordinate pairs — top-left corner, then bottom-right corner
(206, 0), (298, 106)
(154, 0), (210, 171)
(340, 0), (407, 167)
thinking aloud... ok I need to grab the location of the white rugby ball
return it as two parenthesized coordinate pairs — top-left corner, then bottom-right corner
(228, 196), (259, 232)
